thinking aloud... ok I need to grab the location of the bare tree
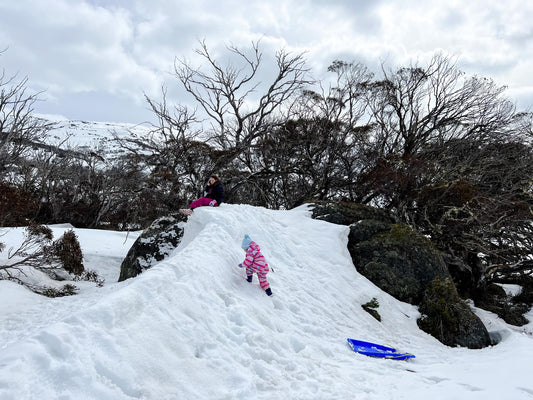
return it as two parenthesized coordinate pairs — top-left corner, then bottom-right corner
(113, 91), (214, 215)
(1, 224), (89, 295)
(281, 61), (374, 203)
(0, 54), (55, 174)
(365, 53), (517, 158)
(319, 60), (373, 128)
(413, 137), (533, 289)
(138, 41), (313, 204)
(342, 53), (533, 294)
(174, 40), (312, 153)
(1, 224), (60, 281)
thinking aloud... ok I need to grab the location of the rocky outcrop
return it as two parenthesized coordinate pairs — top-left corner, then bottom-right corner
(349, 222), (450, 305)
(118, 213), (187, 282)
(309, 200), (492, 349)
(418, 276), (492, 348)
(311, 200), (449, 305)
(311, 201), (394, 225)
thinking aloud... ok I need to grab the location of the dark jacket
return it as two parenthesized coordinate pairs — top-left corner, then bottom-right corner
(206, 181), (225, 205)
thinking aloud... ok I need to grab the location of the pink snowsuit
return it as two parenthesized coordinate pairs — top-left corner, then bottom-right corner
(242, 241), (270, 290)
(189, 197), (217, 209)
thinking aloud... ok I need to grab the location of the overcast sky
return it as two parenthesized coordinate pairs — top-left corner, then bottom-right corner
(1, 0), (532, 125)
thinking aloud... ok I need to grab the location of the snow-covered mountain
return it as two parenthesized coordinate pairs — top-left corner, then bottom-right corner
(42, 118), (151, 160)
(1, 204), (532, 399)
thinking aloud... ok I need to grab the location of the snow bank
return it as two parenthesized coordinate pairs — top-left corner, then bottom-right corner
(0, 204), (532, 399)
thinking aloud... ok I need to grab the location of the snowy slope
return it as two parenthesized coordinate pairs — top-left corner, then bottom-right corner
(39, 118), (150, 161)
(1, 204), (532, 399)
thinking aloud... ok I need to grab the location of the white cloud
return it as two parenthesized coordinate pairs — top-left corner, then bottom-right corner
(0, 0), (532, 123)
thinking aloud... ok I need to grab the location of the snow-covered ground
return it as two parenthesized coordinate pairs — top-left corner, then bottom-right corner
(40, 117), (151, 161)
(1, 204), (532, 399)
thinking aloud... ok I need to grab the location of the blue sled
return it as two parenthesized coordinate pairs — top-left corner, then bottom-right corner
(347, 338), (415, 360)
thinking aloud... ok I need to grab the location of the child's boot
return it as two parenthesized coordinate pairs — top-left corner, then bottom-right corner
(265, 288), (272, 296)
(246, 275), (253, 282)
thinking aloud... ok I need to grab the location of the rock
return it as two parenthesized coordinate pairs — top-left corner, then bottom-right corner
(310, 201), (394, 225)
(118, 213), (187, 282)
(513, 278), (533, 307)
(309, 201), (449, 305)
(308, 200), (493, 348)
(48, 268), (72, 281)
(474, 283), (530, 326)
(349, 223), (450, 305)
(349, 219), (393, 243)
(418, 276), (492, 349)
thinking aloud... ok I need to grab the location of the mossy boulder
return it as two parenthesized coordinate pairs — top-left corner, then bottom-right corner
(118, 213), (187, 282)
(418, 276), (492, 348)
(309, 201), (449, 304)
(310, 201), (394, 226)
(349, 223), (450, 304)
(310, 200), (492, 348)
(349, 219), (391, 243)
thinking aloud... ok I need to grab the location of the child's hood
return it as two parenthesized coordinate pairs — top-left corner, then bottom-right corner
(248, 241), (260, 252)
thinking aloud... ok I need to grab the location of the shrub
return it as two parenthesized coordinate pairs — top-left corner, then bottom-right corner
(362, 297), (381, 321)
(40, 284), (78, 297)
(74, 269), (105, 287)
(27, 223), (54, 241)
(53, 230), (84, 275)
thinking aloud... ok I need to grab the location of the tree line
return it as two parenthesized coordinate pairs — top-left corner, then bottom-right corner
(1, 43), (532, 294)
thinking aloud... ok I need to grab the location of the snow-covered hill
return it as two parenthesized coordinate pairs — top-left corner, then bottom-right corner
(43, 119), (150, 160)
(1, 204), (532, 399)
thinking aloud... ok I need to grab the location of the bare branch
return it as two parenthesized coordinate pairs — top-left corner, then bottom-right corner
(172, 40), (312, 150)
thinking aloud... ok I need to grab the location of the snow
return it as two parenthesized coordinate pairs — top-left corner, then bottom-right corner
(500, 284), (523, 297)
(41, 119), (151, 162)
(1, 204), (532, 399)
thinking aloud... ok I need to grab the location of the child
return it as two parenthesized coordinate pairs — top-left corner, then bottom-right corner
(180, 174), (225, 216)
(238, 234), (272, 296)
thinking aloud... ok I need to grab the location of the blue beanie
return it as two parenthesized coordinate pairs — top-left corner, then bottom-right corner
(241, 234), (252, 249)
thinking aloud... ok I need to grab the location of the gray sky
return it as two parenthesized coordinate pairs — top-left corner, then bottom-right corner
(1, 0), (532, 124)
